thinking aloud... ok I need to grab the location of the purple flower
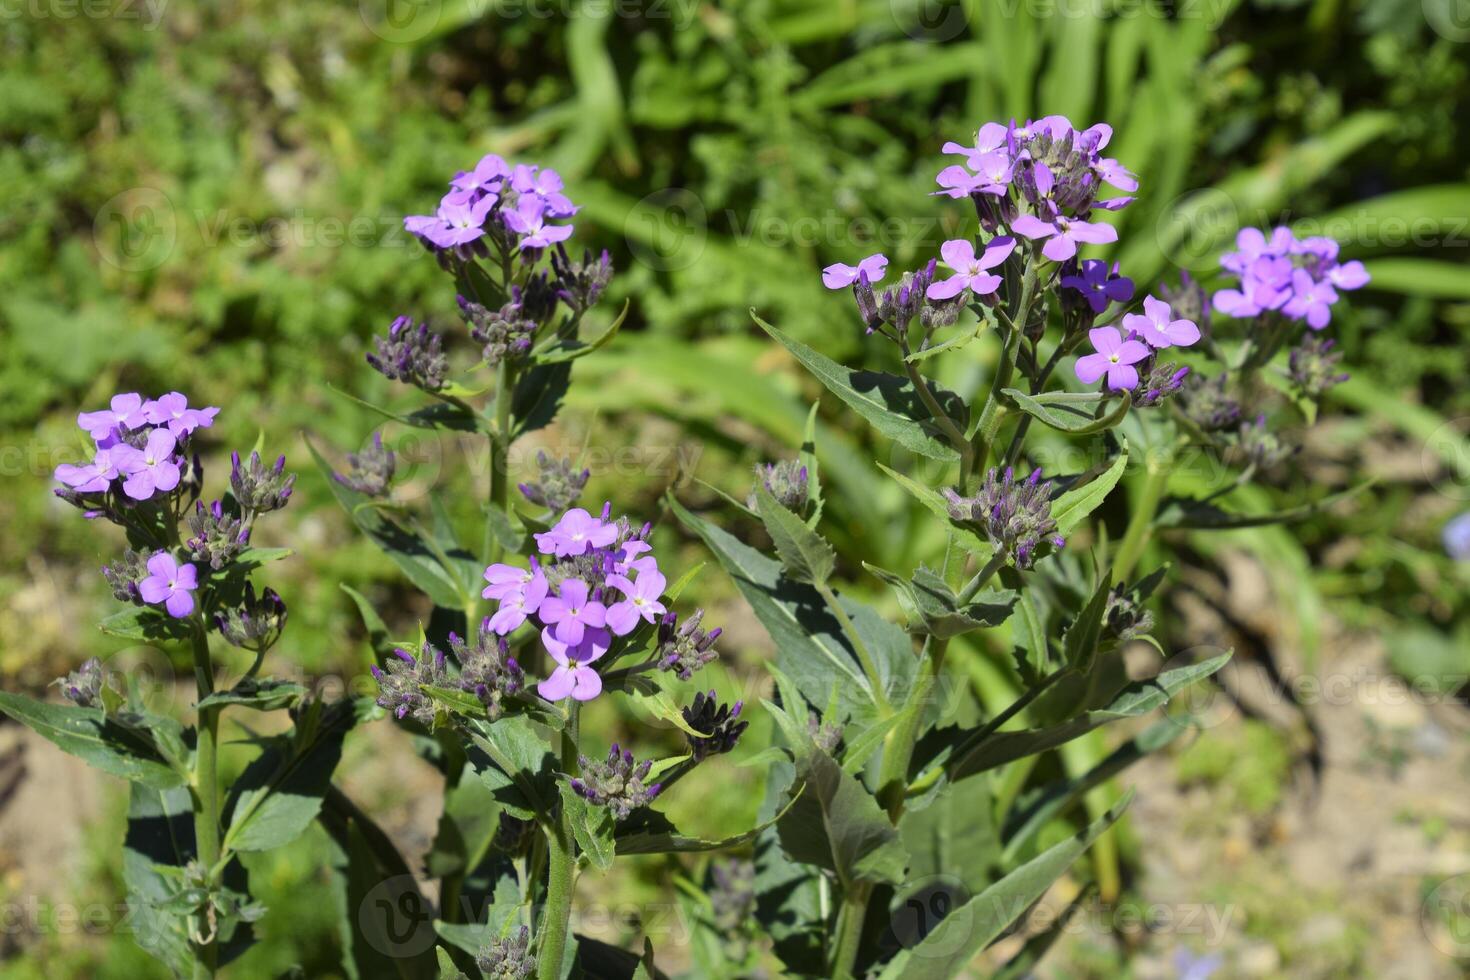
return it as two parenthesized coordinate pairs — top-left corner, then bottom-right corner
(537, 625), (611, 702)
(450, 153), (510, 194)
(113, 429), (181, 501)
(510, 164), (577, 217)
(55, 447), (122, 494)
(138, 551), (198, 618)
(604, 567), (668, 636)
(933, 165), (987, 199)
(1124, 296), (1201, 349)
(1061, 259), (1134, 313)
(487, 572), (549, 636)
(535, 507), (618, 557)
(538, 578), (608, 645)
(503, 198), (573, 251)
(1329, 260), (1369, 290)
(482, 562), (535, 601)
(1282, 269), (1338, 330)
(926, 236), (1015, 300)
(77, 393), (146, 442)
(1444, 512), (1470, 562)
(1074, 326), (1151, 391)
(143, 391), (219, 437)
(1011, 210), (1118, 262)
(1093, 157), (1138, 192)
(822, 253), (888, 289)
(941, 122), (1009, 164)
(405, 193), (496, 249)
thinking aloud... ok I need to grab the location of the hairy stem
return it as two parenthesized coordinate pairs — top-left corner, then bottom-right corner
(536, 703), (580, 980)
(190, 623), (220, 978)
(829, 882), (872, 980)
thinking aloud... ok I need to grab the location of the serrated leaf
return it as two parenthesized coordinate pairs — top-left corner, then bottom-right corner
(533, 299), (630, 364)
(1002, 387), (1131, 434)
(1051, 448), (1129, 535)
(196, 678), (307, 712)
(0, 693), (183, 788)
(469, 715), (559, 821)
(561, 782), (617, 871)
(754, 313), (961, 461)
(866, 563), (1017, 639)
(615, 792), (797, 856)
(98, 606), (191, 643)
(876, 463), (989, 556)
(1061, 573), (1112, 673)
(776, 750), (909, 888)
(755, 484), (835, 585)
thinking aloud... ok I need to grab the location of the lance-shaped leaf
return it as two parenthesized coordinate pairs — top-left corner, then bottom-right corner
(560, 782), (618, 871)
(754, 313), (962, 461)
(0, 693), (184, 788)
(328, 384), (488, 433)
(511, 361), (572, 439)
(945, 655), (1230, 781)
(1002, 387), (1131, 434)
(866, 563), (1017, 639)
(468, 715), (560, 821)
(1061, 573), (1112, 674)
(669, 496), (914, 726)
(614, 793), (795, 856)
(876, 792), (1132, 980)
(196, 677), (307, 713)
(223, 699), (364, 852)
(98, 606), (191, 643)
(1050, 447), (1129, 535)
(533, 299), (630, 364)
(755, 484), (836, 585)
(776, 749), (909, 888)
(876, 463), (989, 556)
(307, 437), (472, 608)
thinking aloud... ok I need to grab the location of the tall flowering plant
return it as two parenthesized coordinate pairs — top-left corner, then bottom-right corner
(659, 114), (1369, 978)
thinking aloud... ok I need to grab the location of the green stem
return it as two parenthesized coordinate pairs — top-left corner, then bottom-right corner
(190, 624), (220, 978)
(876, 639), (945, 821)
(814, 581), (892, 717)
(536, 703), (580, 980)
(485, 359), (517, 566)
(829, 883), (871, 980)
(1113, 455), (1172, 582)
(899, 342), (973, 473)
(970, 255), (1041, 485)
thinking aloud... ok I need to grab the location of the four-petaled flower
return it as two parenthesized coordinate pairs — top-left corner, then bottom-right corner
(821, 253), (888, 290)
(537, 625), (611, 702)
(538, 578), (608, 645)
(926, 236), (1015, 300)
(114, 429), (182, 501)
(405, 193), (496, 249)
(504, 198), (574, 251)
(55, 447), (121, 494)
(605, 568), (668, 636)
(1074, 326), (1151, 391)
(1282, 269), (1338, 330)
(139, 551), (199, 618)
(78, 393), (146, 442)
(511, 164), (577, 217)
(535, 508), (619, 557)
(1011, 210), (1118, 262)
(1061, 259), (1134, 313)
(487, 573), (548, 635)
(1123, 296), (1201, 349)
(144, 391), (219, 437)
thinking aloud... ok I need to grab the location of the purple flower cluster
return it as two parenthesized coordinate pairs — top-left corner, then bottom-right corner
(944, 467), (1065, 570)
(54, 391), (218, 506)
(569, 744), (662, 821)
(1212, 226), (1369, 328)
(404, 154), (577, 258)
(481, 505), (705, 703)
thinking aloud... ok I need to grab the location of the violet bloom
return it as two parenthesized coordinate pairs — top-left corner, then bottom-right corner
(510, 164), (576, 217)
(1283, 269), (1338, 330)
(1011, 210), (1117, 262)
(1074, 326), (1151, 391)
(503, 198), (573, 251)
(822, 253), (888, 290)
(1123, 296), (1201, 349)
(933, 166), (986, 199)
(138, 551), (198, 618)
(537, 625), (611, 702)
(55, 447), (122, 494)
(535, 507), (619, 557)
(1329, 260), (1370, 290)
(538, 578), (607, 645)
(1093, 157), (1138, 193)
(604, 567), (668, 636)
(143, 391), (219, 437)
(1061, 259), (1134, 313)
(405, 193), (496, 249)
(487, 573), (549, 635)
(450, 153), (510, 193)
(482, 562), (535, 601)
(941, 121), (1009, 164)
(1443, 512), (1470, 562)
(113, 429), (181, 500)
(77, 392), (146, 442)
(926, 236), (1015, 300)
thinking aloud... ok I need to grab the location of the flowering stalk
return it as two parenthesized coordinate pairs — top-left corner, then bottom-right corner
(190, 621), (221, 979)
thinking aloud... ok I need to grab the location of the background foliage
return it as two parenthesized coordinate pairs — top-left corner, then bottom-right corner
(2, 0), (1468, 976)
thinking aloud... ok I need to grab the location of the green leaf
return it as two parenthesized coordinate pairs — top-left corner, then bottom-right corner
(799, 400), (826, 526)
(947, 655), (1231, 780)
(0, 693), (184, 788)
(876, 463), (989, 556)
(122, 784), (197, 977)
(1002, 388), (1131, 434)
(469, 715), (559, 821)
(1061, 573), (1112, 674)
(307, 436), (472, 608)
(755, 484), (835, 585)
(98, 606), (191, 642)
(1051, 448), (1129, 535)
(669, 496), (914, 727)
(342, 584), (395, 661)
(866, 563), (1017, 639)
(754, 313), (961, 461)
(776, 750), (909, 888)
(1154, 480), (1373, 530)
(196, 678), (307, 713)
(561, 782), (617, 871)
(327, 384), (488, 433)
(511, 361), (572, 439)
(898, 772), (1000, 899)
(615, 793), (797, 856)
(534, 298), (630, 363)
(425, 773), (500, 881)
(223, 699), (362, 852)
(878, 793), (1132, 980)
